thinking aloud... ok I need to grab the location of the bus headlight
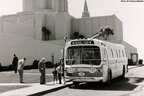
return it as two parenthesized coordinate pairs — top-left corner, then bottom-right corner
(89, 68), (97, 73)
(67, 68), (75, 73)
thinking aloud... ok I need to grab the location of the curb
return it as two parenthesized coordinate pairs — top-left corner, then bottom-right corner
(29, 83), (72, 96)
(0, 82), (72, 96)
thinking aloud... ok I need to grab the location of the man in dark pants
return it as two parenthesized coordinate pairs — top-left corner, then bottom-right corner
(12, 54), (18, 73)
(56, 64), (62, 84)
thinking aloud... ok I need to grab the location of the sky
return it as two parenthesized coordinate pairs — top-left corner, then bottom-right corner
(0, 0), (144, 59)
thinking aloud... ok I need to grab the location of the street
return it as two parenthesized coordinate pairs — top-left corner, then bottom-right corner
(43, 65), (144, 96)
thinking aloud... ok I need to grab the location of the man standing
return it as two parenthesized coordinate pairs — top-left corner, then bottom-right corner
(56, 64), (62, 84)
(17, 58), (26, 83)
(38, 58), (46, 84)
(12, 54), (18, 73)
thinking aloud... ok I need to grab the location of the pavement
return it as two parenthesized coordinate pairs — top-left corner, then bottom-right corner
(0, 65), (141, 96)
(0, 80), (72, 96)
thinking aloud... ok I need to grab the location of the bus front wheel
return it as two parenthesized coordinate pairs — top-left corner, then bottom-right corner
(106, 72), (112, 85)
(73, 82), (79, 86)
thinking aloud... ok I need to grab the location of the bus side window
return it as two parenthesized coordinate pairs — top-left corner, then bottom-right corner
(107, 48), (113, 58)
(120, 50), (123, 58)
(119, 50), (121, 58)
(124, 51), (127, 57)
(113, 49), (117, 58)
(116, 50), (119, 58)
(122, 50), (125, 58)
(111, 49), (114, 58)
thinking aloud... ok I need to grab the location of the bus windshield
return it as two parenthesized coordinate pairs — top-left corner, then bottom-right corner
(66, 46), (101, 65)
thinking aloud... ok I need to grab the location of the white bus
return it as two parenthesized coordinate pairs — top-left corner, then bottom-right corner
(64, 38), (128, 85)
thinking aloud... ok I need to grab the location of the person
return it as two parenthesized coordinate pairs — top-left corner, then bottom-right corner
(52, 65), (58, 84)
(73, 52), (80, 64)
(17, 58), (26, 83)
(12, 54), (18, 73)
(38, 58), (46, 84)
(56, 64), (62, 84)
(60, 58), (66, 84)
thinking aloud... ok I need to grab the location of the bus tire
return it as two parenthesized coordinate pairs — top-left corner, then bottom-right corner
(121, 66), (125, 79)
(73, 82), (79, 86)
(106, 71), (112, 85)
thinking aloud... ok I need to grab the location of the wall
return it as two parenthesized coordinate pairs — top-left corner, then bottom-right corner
(114, 15), (123, 41)
(0, 12), (44, 41)
(1, 14), (35, 39)
(0, 17), (2, 33)
(45, 13), (55, 40)
(122, 41), (137, 59)
(55, 12), (71, 40)
(0, 34), (64, 66)
(71, 15), (123, 42)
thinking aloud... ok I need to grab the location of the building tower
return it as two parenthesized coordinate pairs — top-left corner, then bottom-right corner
(82, 0), (90, 18)
(23, 0), (68, 12)
(56, 0), (68, 12)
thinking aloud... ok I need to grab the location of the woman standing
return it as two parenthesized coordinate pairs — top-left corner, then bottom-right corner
(38, 58), (46, 84)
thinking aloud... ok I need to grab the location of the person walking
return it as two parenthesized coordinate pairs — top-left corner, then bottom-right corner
(38, 58), (46, 84)
(56, 64), (62, 84)
(17, 58), (26, 83)
(12, 54), (18, 73)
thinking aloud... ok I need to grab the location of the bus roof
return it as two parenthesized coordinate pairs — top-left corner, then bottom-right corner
(66, 38), (125, 49)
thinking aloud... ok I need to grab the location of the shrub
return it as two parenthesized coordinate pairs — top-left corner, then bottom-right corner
(0, 65), (13, 71)
(138, 59), (143, 64)
(32, 60), (39, 69)
(45, 61), (54, 68)
(24, 65), (33, 70)
(128, 59), (132, 65)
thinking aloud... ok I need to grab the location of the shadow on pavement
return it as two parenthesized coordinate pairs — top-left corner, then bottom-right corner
(69, 77), (144, 91)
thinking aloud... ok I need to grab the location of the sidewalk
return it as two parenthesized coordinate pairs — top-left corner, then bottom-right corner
(0, 65), (140, 96)
(0, 81), (72, 96)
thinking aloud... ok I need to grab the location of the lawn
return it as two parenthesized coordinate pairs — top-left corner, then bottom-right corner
(0, 68), (54, 93)
(0, 68), (54, 83)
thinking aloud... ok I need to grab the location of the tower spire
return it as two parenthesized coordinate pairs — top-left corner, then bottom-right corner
(82, 0), (90, 18)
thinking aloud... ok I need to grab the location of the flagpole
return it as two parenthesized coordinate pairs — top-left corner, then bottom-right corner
(63, 32), (67, 84)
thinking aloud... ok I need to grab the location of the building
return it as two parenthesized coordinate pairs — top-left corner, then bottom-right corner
(0, 0), (137, 66)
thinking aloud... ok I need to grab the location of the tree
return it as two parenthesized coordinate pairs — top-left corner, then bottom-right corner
(78, 35), (85, 39)
(42, 26), (51, 40)
(73, 32), (79, 39)
(73, 32), (85, 39)
(99, 27), (114, 40)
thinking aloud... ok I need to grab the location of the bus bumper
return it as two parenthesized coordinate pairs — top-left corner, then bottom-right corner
(65, 76), (103, 82)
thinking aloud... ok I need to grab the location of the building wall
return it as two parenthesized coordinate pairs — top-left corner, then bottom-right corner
(0, 17), (2, 33)
(1, 14), (35, 39)
(0, 12), (44, 40)
(72, 15), (122, 42)
(45, 13), (56, 40)
(55, 12), (71, 40)
(0, 34), (64, 66)
(122, 41), (137, 59)
(114, 16), (123, 41)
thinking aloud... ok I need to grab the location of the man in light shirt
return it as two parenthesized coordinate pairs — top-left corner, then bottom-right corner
(17, 58), (26, 83)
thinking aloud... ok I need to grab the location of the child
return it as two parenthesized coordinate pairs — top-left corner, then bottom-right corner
(52, 67), (58, 84)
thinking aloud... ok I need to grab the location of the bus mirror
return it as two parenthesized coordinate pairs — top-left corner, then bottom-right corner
(103, 58), (107, 61)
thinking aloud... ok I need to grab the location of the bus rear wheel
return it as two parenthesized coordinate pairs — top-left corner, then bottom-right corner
(121, 66), (125, 79)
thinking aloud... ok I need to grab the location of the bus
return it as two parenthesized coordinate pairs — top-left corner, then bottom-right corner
(64, 38), (128, 85)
